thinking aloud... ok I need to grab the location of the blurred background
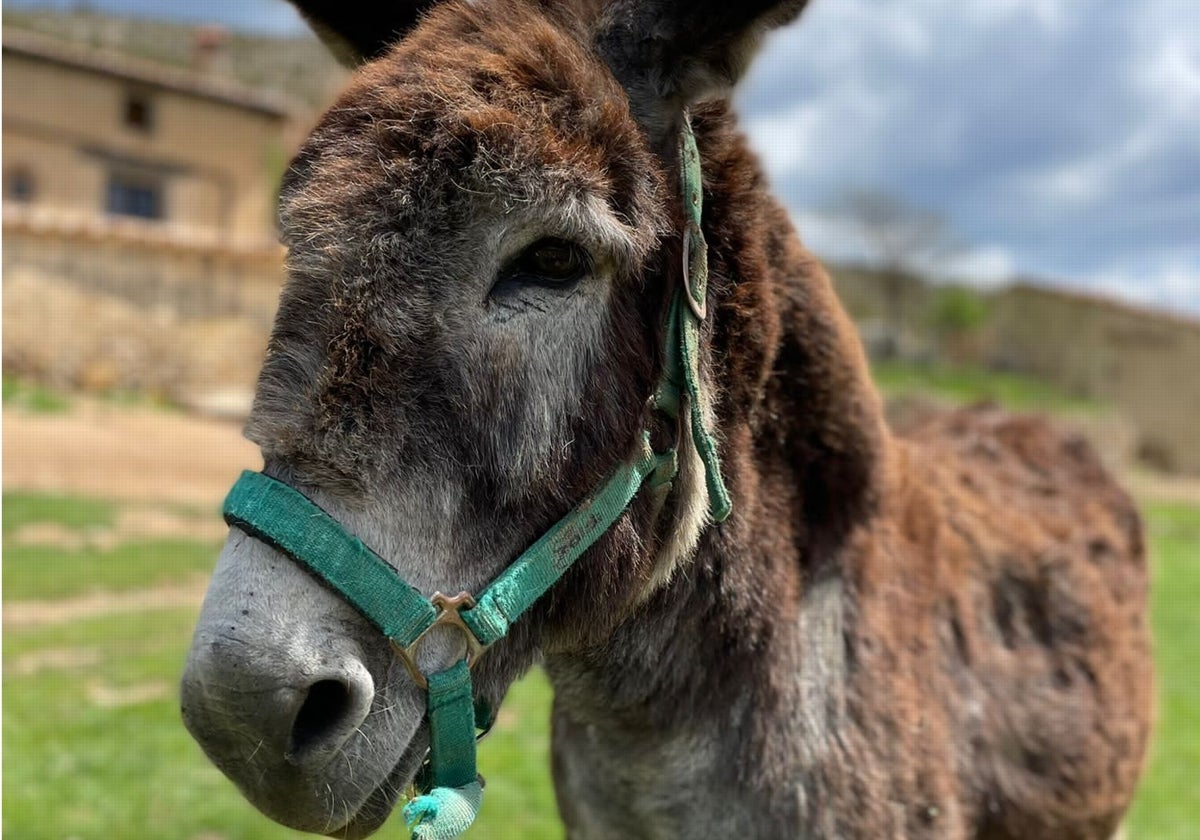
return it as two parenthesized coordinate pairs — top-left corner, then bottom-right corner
(2, 1), (1197, 838)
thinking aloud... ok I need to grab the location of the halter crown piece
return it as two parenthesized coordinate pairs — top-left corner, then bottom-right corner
(221, 119), (729, 840)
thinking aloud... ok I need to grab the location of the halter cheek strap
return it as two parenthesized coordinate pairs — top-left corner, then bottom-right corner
(220, 119), (728, 840)
(660, 118), (732, 521)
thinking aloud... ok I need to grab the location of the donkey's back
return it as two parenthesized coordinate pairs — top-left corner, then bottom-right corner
(837, 405), (1153, 838)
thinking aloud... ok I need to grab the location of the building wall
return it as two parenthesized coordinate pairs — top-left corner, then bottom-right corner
(828, 266), (1200, 475)
(2, 44), (300, 410)
(3, 221), (283, 401)
(2, 50), (287, 246)
(988, 286), (1200, 474)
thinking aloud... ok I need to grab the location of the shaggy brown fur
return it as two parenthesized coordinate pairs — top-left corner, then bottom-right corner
(544, 102), (1153, 838)
(181, 2), (1154, 837)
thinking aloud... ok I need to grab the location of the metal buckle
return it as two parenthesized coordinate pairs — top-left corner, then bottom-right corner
(391, 591), (486, 691)
(681, 220), (707, 322)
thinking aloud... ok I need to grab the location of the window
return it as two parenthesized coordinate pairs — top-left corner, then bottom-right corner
(123, 91), (154, 132)
(106, 172), (164, 220)
(4, 167), (36, 202)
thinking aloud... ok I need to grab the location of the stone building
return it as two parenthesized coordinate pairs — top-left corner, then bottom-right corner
(2, 27), (299, 409)
(3, 25), (293, 246)
(830, 264), (1200, 475)
(988, 284), (1200, 475)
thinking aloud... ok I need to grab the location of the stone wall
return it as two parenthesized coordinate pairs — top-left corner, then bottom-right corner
(3, 213), (282, 412)
(828, 266), (1200, 474)
(988, 285), (1200, 474)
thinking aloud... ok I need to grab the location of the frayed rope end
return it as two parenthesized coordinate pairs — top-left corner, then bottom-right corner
(404, 781), (483, 840)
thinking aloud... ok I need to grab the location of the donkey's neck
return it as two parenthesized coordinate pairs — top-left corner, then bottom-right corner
(543, 102), (888, 838)
(545, 536), (849, 837)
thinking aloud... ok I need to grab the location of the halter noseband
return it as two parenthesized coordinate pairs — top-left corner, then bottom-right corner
(221, 119), (729, 840)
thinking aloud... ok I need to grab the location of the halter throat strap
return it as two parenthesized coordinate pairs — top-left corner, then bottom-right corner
(220, 119), (729, 840)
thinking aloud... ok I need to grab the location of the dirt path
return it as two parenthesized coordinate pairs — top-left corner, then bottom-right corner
(1124, 469), (1200, 507)
(10, 507), (229, 550)
(3, 402), (260, 508)
(5, 400), (1197, 515)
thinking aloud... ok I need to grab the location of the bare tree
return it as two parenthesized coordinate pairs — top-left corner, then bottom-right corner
(833, 190), (956, 359)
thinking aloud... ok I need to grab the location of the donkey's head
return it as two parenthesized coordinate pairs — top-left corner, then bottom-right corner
(181, 1), (807, 836)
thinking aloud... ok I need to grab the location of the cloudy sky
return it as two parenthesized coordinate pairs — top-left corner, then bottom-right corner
(740, 0), (1200, 317)
(10, 0), (1199, 317)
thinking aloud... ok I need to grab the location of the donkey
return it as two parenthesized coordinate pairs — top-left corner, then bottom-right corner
(180, 1), (1154, 838)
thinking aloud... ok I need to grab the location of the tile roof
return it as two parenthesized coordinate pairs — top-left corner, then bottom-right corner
(2, 27), (294, 119)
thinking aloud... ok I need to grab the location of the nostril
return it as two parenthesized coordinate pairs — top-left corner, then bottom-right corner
(288, 679), (359, 763)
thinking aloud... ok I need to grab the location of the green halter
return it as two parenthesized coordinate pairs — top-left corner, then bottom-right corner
(221, 120), (729, 840)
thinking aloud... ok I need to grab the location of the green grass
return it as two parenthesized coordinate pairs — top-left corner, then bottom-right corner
(3, 538), (220, 601)
(97, 388), (179, 411)
(3, 494), (1196, 838)
(870, 359), (1105, 415)
(3, 492), (219, 600)
(2, 604), (558, 840)
(1127, 504), (1200, 840)
(3, 492), (116, 535)
(2, 375), (71, 413)
(2, 375), (178, 415)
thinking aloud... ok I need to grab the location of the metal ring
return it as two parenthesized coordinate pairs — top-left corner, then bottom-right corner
(390, 591), (486, 691)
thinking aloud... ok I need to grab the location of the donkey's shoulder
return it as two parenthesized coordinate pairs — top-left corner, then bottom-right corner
(836, 405), (1152, 837)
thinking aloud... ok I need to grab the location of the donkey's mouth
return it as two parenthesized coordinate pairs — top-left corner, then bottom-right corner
(327, 733), (428, 839)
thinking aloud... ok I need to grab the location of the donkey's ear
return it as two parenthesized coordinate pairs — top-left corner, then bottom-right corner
(595, 0), (810, 147)
(288, 1), (439, 65)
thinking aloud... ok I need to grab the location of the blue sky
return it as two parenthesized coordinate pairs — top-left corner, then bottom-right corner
(9, 0), (1199, 317)
(7, 0), (308, 34)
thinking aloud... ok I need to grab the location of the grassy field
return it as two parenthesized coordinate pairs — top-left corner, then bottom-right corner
(2, 491), (560, 840)
(4, 490), (1197, 838)
(870, 359), (1106, 415)
(2, 376), (71, 414)
(2, 374), (178, 414)
(1126, 503), (1200, 839)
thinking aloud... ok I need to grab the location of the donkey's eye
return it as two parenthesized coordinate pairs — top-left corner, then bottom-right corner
(508, 238), (589, 285)
(489, 238), (591, 308)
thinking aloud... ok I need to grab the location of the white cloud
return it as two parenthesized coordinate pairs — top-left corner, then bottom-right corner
(787, 209), (870, 264)
(742, 105), (824, 176)
(1141, 35), (1200, 113)
(1089, 259), (1200, 318)
(783, 206), (1016, 290)
(974, 0), (1068, 32)
(1016, 122), (1166, 208)
(932, 246), (1017, 288)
